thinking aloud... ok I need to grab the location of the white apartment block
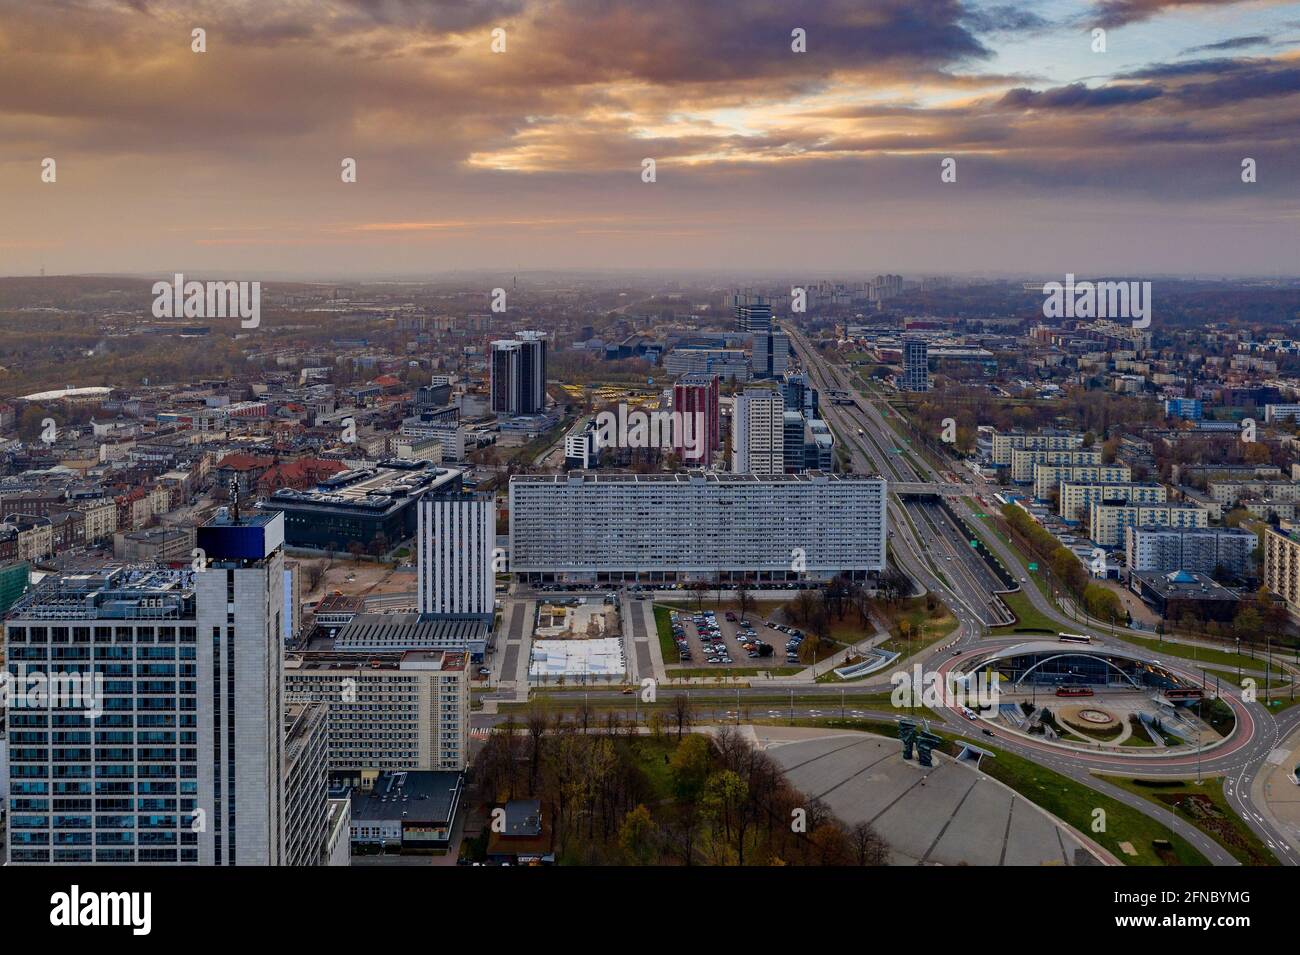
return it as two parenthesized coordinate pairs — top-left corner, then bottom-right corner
(417, 495), (494, 615)
(1089, 503), (1208, 548)
(1264, 404), (1300, 423)
(283, 651), (469, 772)
(1208, 480), (1300, 505)
(1059, 482), (1166, 523)
(1009, 448), (1101, 483)
(1264, 525), (1300, 615)
(508, 471), (887, 582)
(731, 388), (784, 476)
(991, 430), (1084, 466)
(1033, 464), (1131, 501)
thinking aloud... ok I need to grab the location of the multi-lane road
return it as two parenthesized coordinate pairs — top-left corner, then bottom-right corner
(782, 323), (1300, 864)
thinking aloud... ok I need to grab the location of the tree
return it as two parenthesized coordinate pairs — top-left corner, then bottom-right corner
(848, 821), (890, 866)
(669, 733), (713, 802)
(735, 578), (754, 623)
(670, 694), (693, 740)
(618, 804), (657, 864)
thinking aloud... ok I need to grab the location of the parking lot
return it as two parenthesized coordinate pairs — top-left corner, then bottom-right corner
(666, 608), (807, 670)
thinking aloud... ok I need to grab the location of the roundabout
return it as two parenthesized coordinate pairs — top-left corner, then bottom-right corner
(934, 637), (1257, 771)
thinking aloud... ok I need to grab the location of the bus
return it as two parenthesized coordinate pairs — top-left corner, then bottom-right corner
(1057, 632), (1094, 645)
(1055, 686), (1094, 697)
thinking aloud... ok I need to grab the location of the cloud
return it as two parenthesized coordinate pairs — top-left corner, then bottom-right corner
(999, 81), (1164, 109)
(1180, 34), (1272, 55)
(1091, 0), (1290, 28)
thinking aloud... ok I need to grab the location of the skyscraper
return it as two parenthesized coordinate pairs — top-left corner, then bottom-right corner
(902, 336), (930, 392)
(417, 494), (495, 616)
(731, 292), (772, 333)
(3, 509), (291, 865)
(731, 387), (784, 477)
(193, 508), (287, 866)
(672, 373), (720, 465)
(489, 331), (548, 416)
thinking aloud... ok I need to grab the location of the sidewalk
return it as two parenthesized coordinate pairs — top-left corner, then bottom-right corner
(1251, 727), (1300, 859)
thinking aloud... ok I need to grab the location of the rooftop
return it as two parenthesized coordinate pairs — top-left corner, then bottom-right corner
(511, 469), (884, 486)
(344, 770), (463, 826)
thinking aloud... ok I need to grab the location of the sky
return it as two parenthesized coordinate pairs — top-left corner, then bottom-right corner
(1, 0), (1299, 278)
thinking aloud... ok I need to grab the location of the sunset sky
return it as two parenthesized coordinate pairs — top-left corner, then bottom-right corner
(2, 0), (1299, 277)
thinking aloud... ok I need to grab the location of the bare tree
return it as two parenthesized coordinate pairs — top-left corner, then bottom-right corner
(670, 693), (693, 740)
(848, 820), (890, 866)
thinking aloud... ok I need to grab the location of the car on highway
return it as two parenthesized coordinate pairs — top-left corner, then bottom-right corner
(981, 728), (994, 737)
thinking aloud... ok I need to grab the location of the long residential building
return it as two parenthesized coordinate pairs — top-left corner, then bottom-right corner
(1207, 480), (1300, 506)
(507, 471), (887, 582)
(1089, 503), (1208, 548)
(1033, 464), (1131, 502)
(1124, 525), (1258, 579)
(992, 429), (1084, 466)
(1010, 448), (1101, 483)
(1059, 481), (1167, 523)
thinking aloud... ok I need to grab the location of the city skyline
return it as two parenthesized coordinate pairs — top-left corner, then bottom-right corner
(2, 0), (1299, 276)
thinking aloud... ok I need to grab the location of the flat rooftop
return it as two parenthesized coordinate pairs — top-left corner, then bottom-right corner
(8, 566), (195, 619)
(285, 649), (467, 672)
(334, 612), (490, 650)
(511, 469), (884, 485)
(344, 770), (463, 826)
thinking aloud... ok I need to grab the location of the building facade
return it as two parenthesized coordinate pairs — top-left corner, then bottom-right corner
(416, 494), (494, 616)
(508, 471), (887, 582)
(672, 374), (720, 465)
(731, 387), (784, 477)
(283, 651), (469, 772)
(1089, 503), (1208, 548)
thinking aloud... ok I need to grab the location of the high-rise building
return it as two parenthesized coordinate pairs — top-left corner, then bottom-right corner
(902, 336), (929, 392)
(3, 509), (295, 865)
(672, 374), (720, 465)
(417, 494), (494, 616)
(731, 387), (784, 477)
(490, 332), (547, 417)
(782, 372), (818, 417)
(283, 702), (330, 866)
(564, 419), (600, 469)
(193, 509), (287, 866)
(508, 471), (887, 582)
(732, 293), (772, 333)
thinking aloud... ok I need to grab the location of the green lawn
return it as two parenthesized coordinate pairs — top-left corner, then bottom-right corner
(652, 604), (678, 660)
(1097, 775), (1278, 866)
(992, 587), (1060, 636)
(1115, 632), (1291, 675)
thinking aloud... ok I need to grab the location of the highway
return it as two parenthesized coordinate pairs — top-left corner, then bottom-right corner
(784, 324), (1010, 628)
(782, 323), (1296, 864)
